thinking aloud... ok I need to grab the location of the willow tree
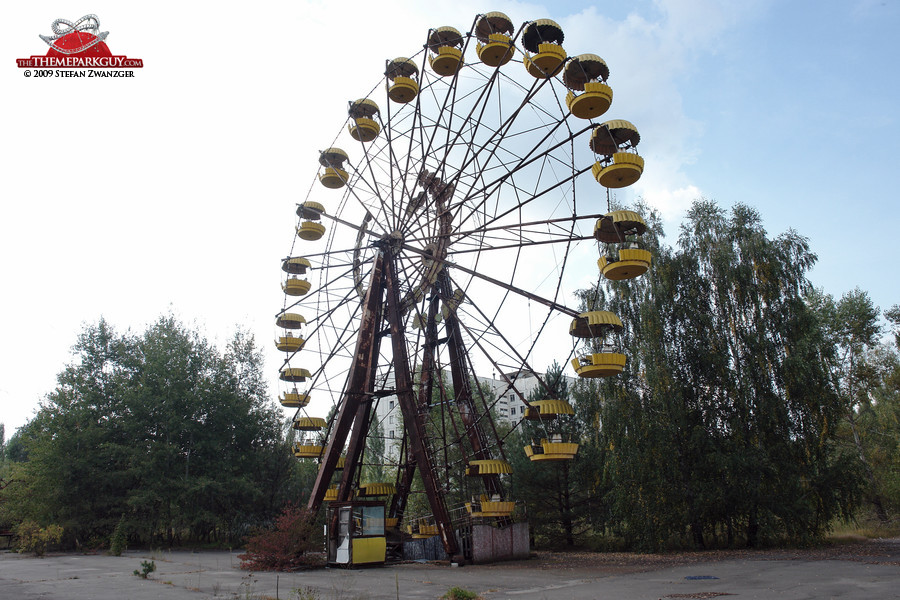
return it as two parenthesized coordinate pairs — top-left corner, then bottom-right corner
(588, 199), (860, 550)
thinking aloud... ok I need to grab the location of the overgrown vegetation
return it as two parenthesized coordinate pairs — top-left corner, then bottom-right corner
(109, 514), (127, 556)
(1, 199), (898, 556)
(443, 587), (480, 600)
(511, 199), (899, 550)
(15, 521), (63, 556)
(0, 316), (315, 550)
(133, 559), (156, 579)
(238, 503), (322, 571)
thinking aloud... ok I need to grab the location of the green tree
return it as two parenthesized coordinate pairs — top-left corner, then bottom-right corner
(592, 200), (860, 549)
(507, 361), (598, 547)
(810, 289), (890, 522)
(1, 316), (297, 547)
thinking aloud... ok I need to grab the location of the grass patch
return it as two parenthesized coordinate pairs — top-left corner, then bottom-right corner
(828, 515), (900, 542)
(442, 587), (480, 600)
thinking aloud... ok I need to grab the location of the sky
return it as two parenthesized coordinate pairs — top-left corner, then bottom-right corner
(2, 0), (898, 437)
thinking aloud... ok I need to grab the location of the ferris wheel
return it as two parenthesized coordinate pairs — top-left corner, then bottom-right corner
(275, 12), (650, 560)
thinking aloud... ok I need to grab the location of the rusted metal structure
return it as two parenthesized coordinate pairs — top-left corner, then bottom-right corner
(275, 12), (651, 564)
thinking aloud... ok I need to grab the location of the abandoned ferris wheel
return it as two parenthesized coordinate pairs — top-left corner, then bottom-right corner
(275, 11), (651, 565)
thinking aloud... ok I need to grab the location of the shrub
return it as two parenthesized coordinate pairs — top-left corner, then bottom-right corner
(15, 521), (63, 557)
(133, 560), (156, 579)
(109, 515), (127, 556)
(239, 504), (321, 571)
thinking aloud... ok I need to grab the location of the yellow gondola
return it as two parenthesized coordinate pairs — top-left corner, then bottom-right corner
(297, 221), (326, 241)
(589, 119), (641, 154)
(465, 459), (512, 476)
(524, 438), (579, 461)
(357, 482), (396, 497)
(466, 495), (515, 517)
(593, 210), (646, 243)
(278, 390), (310, 408)
(282, 277), (311, 296)
(296, 201), (325, 220)
(524, 398), (575, 420)
(571, 352), (627, 378)
(569, 312), (626, 378)
(347, 98), (381, 142)
(427, 26), (464, 76)
(592, 153), (645, 188)
(564, 54), (613, 120)
(293, 442), (324, 459)
(522, 19), (566, 78)
(279, 367), (311, 382)
(475, 12), (514, 67)
(276, 312), (306, 329)
(589, 120), (644, 188)
(409, 522), (439, 538)
(275, 334), (305, 352)
(318, 148), (349, 189)
(593, 211), (652, 279)
(569, 310), (623, 338)
(599, 248), (652, 280)
(385, 58), (419, 104)
(281, 257), (311, 275)
(292, 416), (327, 431)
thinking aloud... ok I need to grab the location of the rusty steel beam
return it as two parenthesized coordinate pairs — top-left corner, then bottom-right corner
(308, 252), (385, 512)
(384, 253), (460, 558)
(439, 271), (504, 498)
(389, 288), (442, 522)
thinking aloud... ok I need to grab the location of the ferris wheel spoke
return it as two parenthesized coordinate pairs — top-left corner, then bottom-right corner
(399, 241), (579, 318)
(351, 135), (397, 232)
(413, 212), (602, 246)
(439, 74), (553, 195)
(417, 64), (507, 192)
(282, 287), (362, 375)
(450, 89), (571, 204)
(451, 126), (593, 235)
(447, 232), (594, 255)
(405, 212), (601, 253)
(452, 280), (567, 407)
(454, 164), (593, 248)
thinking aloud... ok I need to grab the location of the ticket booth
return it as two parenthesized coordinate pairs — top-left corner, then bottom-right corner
(325, 501), (386, 566)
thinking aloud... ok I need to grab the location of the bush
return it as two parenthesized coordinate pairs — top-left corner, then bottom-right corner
(109, 515), (127, 556)
(238, 504), (321, 571)
(133, 560), (156, 579)
(16, 521), (63, 556)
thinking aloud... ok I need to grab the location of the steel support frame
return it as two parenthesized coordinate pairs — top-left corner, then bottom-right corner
(308, 252), (385, 512)
(438, 272), (504, 497)
(383, 253), (460, 558)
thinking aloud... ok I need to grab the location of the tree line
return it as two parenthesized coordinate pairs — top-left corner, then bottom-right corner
(1, 198), (897, 552)
(508, 199), (899, 550)
(0, 316), (316, 549)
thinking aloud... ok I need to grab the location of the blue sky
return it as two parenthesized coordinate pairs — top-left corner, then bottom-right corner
(675, 1), (899, 307)
(1, 0), (897, 435)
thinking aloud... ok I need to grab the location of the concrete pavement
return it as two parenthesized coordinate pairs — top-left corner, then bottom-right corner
(1, 544), (898, 599)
